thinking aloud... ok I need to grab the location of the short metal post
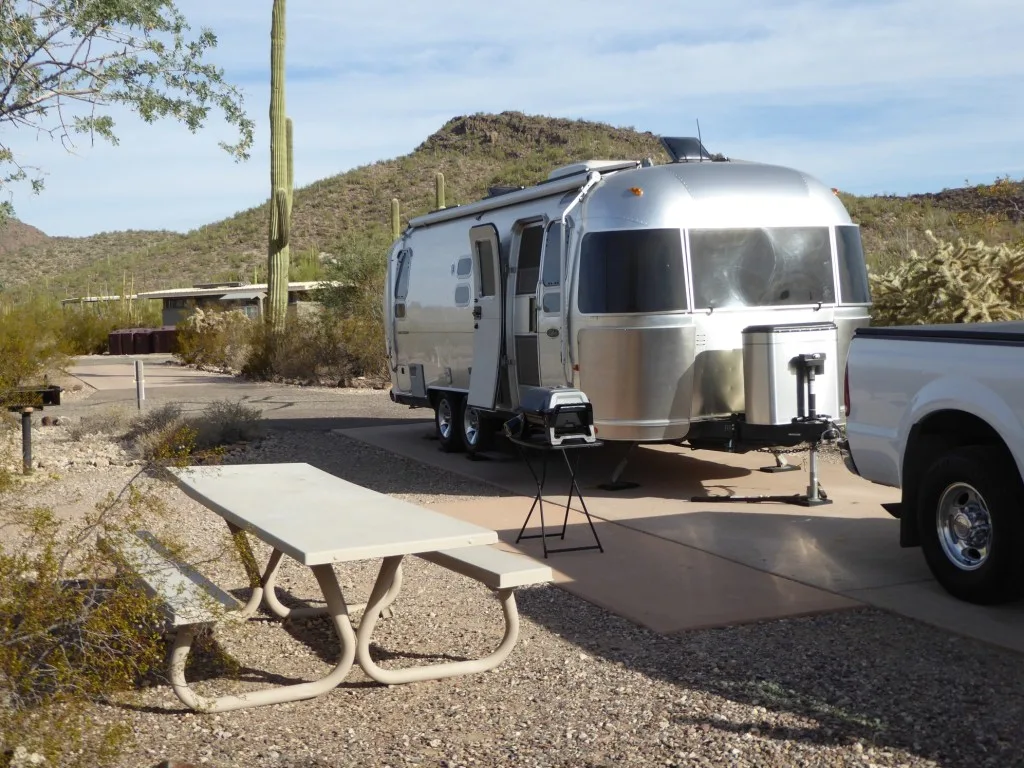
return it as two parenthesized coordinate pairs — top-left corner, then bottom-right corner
(21, 407), (33, 474)
(134, 359), (145, 410)
(806, 443), (819, 501)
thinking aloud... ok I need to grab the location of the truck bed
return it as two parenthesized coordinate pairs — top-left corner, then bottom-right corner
(855, 321), (1024, 344)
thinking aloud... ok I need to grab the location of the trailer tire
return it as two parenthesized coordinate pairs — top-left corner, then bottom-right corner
(916, 444), (1024, 605)
(434, 392), (465, 453)
(461, 402), (495, 454)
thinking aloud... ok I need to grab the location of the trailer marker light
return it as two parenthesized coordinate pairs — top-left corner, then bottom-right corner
(629, 187), (644, 196)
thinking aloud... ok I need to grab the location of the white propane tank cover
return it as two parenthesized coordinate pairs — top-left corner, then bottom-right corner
(742, 322), (840, 426)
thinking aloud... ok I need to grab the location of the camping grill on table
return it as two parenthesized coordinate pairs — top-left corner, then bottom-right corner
(505, 387), (596, 447)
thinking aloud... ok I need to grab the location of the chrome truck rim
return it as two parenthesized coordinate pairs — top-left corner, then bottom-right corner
(463, 405), (480, 446)
(437, 399), (454, 440)
(936, 482), (993, 571)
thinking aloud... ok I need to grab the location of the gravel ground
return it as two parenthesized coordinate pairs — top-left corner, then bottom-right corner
(2, 393), (1023, 768)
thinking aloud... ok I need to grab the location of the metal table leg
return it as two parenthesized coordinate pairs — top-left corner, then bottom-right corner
(514, 443), (604, 557)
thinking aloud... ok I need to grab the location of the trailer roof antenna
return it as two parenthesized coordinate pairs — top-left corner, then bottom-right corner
(696, 119), (703, 163)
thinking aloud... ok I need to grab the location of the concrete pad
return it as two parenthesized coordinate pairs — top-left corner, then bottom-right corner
(342, 422), (1024, 653)
(615, 511), (931, 593)
(846, 580), (1024, 655)
(431, 496), (861, 634)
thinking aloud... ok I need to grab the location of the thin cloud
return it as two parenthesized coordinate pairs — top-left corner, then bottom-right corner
(3, 0), (1022, 236)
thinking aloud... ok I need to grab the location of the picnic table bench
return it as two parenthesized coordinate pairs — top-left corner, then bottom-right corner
(99, 462), (553, 713)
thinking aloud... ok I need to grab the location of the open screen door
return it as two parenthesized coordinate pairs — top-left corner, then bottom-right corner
(467, 224), (503, 410)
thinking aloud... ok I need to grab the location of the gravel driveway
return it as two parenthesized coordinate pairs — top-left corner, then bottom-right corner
(3, 390), (1023, 768)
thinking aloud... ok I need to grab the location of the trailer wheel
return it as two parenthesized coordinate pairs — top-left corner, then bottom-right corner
(434, 392), (464, 453)
(916, 444), (1024, 605)
(461, 402), (494, 454)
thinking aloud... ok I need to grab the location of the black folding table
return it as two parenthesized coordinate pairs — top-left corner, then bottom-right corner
(507, 435), (605, 558)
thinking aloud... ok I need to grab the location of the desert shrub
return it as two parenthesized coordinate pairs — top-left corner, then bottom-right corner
(65, 405), (136, 442)
(869, 230), (1024, 326)
(0, 484), (174, 766)
(317, 226), (390, 379)
(58, 300), (162, 356)
(242, 310), (353, 384)
(174, 307), (252, 371)
(0, 298), (68, 396)
(190, 400), (265, 451)
(127, 399), (264, 461)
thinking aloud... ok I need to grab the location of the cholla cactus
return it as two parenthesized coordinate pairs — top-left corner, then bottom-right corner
(870, 230), (1024, 326)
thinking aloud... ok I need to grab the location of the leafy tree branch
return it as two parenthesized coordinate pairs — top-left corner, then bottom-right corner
(0, 0), (255, 219)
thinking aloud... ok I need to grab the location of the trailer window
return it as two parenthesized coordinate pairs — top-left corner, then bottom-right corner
(689, 227), (835, 309)
(475, 240), (496, 297)
(836, 225), (871, 304)
(516, 225), (544, 294)
(394, 249), (412, 300)
(542, 222), (564, 287)
(456, 257), (472, 278)
(578, 229), (687, 314)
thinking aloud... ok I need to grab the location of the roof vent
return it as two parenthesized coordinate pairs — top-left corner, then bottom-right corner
(659, 136), (720, 163)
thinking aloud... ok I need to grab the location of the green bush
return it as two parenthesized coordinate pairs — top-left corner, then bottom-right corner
(0, 486), (172, 766)
(174, 306), (252, 370)
(242, 309), (354, 384)
(127, 400), (264, 460)
(316, 225), (390, 380)
(58, 300), (162, 355)
(0, 297), (68, 396)
(869, 231), (1024, 326)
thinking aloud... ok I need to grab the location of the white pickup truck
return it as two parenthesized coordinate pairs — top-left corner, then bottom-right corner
(839, 321), (1024, 605)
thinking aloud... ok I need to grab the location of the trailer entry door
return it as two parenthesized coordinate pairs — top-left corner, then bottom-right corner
(467, 224), (503, 410)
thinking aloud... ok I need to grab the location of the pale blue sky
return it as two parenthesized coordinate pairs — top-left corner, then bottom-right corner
(4, 0), (1023, 237)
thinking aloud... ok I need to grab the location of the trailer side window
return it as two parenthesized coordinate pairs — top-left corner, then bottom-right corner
(836, 226), (871, 304)
(394, 249), (412, 300)
(475, 240), (497, 297)
(456, 257), (472, 278)
(542, 222), (563, 287)
(577, 229), (688, 314)
(689, 227), (835, 309)
(515, 225), (544, 294)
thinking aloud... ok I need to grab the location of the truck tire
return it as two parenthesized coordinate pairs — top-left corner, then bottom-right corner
(434, 392), (465, 453)
(916, 444), (1024, 605)
(461, 401), (494, 454)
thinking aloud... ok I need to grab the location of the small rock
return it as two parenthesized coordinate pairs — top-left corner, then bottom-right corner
(40, 416), (52, 426)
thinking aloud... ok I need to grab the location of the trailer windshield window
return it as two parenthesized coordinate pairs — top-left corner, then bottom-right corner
(689, 227), (835, 309)
(836, 225), (871, 304)
(578, 229), (687, 314)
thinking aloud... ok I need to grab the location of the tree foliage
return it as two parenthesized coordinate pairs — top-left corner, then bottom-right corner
(0, 0), (254, 218)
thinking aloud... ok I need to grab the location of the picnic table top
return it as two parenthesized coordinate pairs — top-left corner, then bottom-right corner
(166, 462), (499, 565)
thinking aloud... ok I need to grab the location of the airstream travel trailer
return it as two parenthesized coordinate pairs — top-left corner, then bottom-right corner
(384, 137), (873, 468)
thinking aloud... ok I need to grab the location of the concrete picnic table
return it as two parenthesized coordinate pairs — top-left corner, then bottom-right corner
(163, 462), (519, 713)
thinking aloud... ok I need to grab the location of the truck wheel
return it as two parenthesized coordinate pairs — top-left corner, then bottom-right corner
(461, 402), (494, 454)
(916, 444), (1024, 604)
(434, 392), (464, 453)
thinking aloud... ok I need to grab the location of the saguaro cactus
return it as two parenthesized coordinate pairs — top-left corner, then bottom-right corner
(266, 0), (293, 334)
(435, 172), (446, 210)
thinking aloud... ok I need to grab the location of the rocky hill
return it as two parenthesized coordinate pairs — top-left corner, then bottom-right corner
(1, 111), (1022, 296)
